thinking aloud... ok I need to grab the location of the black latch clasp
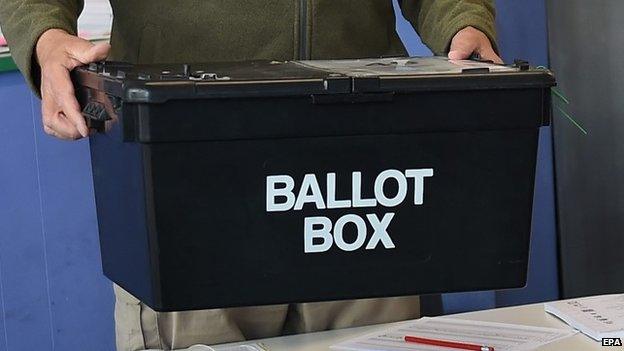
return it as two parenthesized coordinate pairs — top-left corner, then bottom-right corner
(82, 102), (111, 133)
(513, 59), (531, 71)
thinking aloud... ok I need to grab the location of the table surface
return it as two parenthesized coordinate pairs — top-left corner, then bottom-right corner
(219, 302), (601, 351)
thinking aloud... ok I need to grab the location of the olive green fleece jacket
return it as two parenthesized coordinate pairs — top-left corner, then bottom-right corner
(0, 0), (496, 95)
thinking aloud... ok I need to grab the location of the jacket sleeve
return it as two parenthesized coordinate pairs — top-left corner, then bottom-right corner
(0, 0), (84, 95)
(399, 0), (497, 56)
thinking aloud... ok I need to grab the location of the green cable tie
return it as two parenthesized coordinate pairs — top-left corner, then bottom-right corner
(551, 88), (570, 105)
(554, 104), (588, 135)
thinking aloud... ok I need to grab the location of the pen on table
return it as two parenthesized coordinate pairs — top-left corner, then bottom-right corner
(404, 335), (495, 351)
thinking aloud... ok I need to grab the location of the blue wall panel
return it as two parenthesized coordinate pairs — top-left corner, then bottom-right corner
(0, 263), (7, 351)
(0, 72), (54, 350)
(29, 97), (115, 351)
(393, 1), (433, 57)
(0, 72), (115, 351)
(495, 0), (549, 67)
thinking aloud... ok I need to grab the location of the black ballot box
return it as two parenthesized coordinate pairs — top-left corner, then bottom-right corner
(72, 57), (555, 311)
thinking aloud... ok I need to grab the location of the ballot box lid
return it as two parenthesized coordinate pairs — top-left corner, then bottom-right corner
(73, 57), (555, 143)
(73, 57), (555, 103)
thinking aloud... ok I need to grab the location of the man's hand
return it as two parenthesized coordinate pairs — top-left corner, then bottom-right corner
(448, 26), (503, 64)
(36, 29), (110, 140)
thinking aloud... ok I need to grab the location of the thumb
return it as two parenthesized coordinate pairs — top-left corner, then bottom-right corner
(448, 42), (476, 60)
(68, 41), (111, 66)
(476, 45), (504, 64)
(85, 43), (111, 62)
(448, 34), (478, 60)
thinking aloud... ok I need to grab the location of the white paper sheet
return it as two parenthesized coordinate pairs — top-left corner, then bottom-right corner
(331, 317), (576, 351)
(296, 56), (517, 77)
(213, 343), (270, 351)
(142, 343), (269, 351)
(545, 294), (624, 341)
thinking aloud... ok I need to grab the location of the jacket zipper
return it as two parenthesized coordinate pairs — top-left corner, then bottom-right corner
(299, 0), (309, 59)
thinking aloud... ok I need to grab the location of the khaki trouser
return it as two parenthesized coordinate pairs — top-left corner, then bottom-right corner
(114, 285), (420, 351)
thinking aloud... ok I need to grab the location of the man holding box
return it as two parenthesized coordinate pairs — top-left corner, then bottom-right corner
(0, 1), (501, 350)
